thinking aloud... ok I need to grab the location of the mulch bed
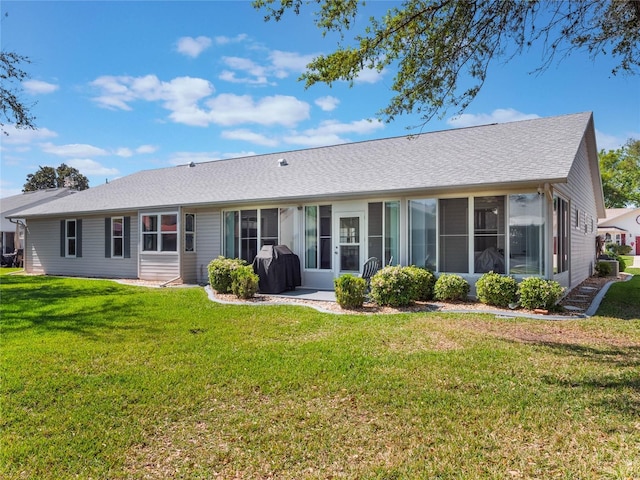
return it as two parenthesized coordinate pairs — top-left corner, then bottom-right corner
(208, 273), (629, 318)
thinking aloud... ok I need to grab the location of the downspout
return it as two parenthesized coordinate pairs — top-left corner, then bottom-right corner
(160, 275), (182, 288)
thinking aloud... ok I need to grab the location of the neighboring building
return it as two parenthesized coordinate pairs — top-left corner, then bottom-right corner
(598, 208), (640, 255)
(8, 112), (605, 293)
(1, 188), (75, 255)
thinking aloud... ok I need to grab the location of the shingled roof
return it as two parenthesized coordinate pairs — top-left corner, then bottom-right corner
(11, 112), (598, 218)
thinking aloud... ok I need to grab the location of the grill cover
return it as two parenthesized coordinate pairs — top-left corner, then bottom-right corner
(252, 245), (301, 294)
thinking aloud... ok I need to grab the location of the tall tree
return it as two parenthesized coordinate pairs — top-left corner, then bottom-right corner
(254, 0), (640, 125)
(1, 50), (36, 133)
(598, 139), (640, 208)
(23, 163), (90, 192)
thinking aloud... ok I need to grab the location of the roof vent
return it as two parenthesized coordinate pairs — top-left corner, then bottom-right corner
(189, 161), (196, 167)
(278, 158), (288, 167)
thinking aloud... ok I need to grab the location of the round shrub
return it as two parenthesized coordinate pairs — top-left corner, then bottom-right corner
(475, 271), (518, 307)
(404, 265), (436, 301)
(369, 265), (414, 307)
(230, 265), (259, 299)
(433, 273), (470, 301)
(207, 256), (246, 293)
(334, 274), (367, 309)
(517, 277), (564, 310)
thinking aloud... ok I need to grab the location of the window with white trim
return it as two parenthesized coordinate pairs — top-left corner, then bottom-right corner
(112, 217), (124, 258)
(305, 205), (332, 269)
(223, 208), (280, 263)
(141, 213), (178, 252)
(368, 201), (400, 266)
(184, 213), (196, 252)
(66, 219), (77, 257)
(553, 196), (569, 274)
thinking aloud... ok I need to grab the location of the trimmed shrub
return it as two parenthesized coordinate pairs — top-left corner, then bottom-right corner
(404, 265), (436, 301)
(475, 271), (518, 307)
(619, 256), (627, 272)
(517, 277), (564, 310)
(334, 274), (367, 309)
(595, 261), (612, 277)
(370, 265), (415, 307)
(207, 256), (246, 293)
(231, 265), (259, 299)
(433, 273), (470, 301)
(606, 243), (632, 256)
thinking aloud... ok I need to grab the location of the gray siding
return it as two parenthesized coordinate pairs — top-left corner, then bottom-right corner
(139, 254), (179, 281)
(25, 213), (138, 278)
(194, 208), (221, 284)
(554, 137), (599, 289)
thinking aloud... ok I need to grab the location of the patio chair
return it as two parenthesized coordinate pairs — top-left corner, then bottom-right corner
(361, 257), (381, 290)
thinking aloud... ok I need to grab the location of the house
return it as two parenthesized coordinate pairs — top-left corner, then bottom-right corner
(1, 188), (75, 256)
(598, 208), (640, 255)
(8, 112), (605, 293)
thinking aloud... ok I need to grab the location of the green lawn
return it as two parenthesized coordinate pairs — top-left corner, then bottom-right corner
(1, 271), (639, 479)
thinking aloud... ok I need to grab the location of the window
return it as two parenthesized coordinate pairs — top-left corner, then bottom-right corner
(60, 219), (82, 258)
(439, 198), (469, 273)
(368, 201), (400, 266)
(224, 211), (239, 258)
(553, 196), (569, 274)
(141, 214), (178, 252)
(184, 213), (195, 252)
(223, 208), (281, 263)
(261, 208), (279, 246)
(509, 194), (545, 275)
(112, 217), (124, 258)
(305, 205), (332, 269)
(66, 219), (77, 257)
(409, 199), (437, 270)
(473, 196), (505, 273)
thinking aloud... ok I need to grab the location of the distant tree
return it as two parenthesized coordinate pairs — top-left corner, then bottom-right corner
(1, 50), (36, 133)
(598, 139), (640, 208)
(23, 163), (90, 192)
(254, 0), (640, 126)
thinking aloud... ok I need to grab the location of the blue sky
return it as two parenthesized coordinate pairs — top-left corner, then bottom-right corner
(1, 0), (639, 198)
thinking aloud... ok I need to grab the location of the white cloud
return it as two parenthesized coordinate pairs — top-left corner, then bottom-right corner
(205, 94), (310, 127)
(136, 144), (158, 154)
(221, 129), (279, 147)
(218, 50), (316, 84)
(219, 57), (270, 85)
(1, 126), (57, 145)
(68, 159), (119, 176)
(215, 34), (248, 45)
(447, 108), (540, 128)
(24, 80), (59, 95)
(41, 142), (109, 157)
(115, 147), (133, 157)
(315, 96), (340, 112)
(595, 129), (640, 151)
(355, 66), (386, 84)
(176, 36), (212, 58)
(268, 50), (316, 78)
(91, 75), (310, 128)
(284, 119), (384, 147)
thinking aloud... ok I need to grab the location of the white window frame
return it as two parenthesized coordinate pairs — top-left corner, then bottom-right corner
(65, 219), (77, 258)
(184, 213), (196, 253)
(140, 212), (179, 254)
(112, 216), (124, 259)
(223, 207), (281, 263)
